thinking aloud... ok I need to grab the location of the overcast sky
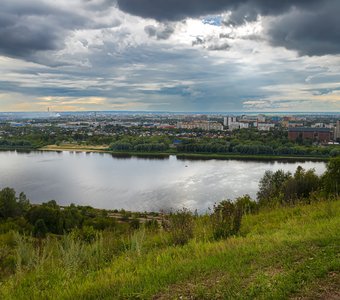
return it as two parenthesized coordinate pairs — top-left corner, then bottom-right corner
(0, 0), (339, 112)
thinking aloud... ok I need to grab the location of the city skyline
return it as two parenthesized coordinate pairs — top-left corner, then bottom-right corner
(0, 0), (339, 112)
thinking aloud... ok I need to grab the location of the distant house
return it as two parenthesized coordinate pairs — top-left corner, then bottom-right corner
(288, 128), (332, 143)
(257, 123), (275, 131)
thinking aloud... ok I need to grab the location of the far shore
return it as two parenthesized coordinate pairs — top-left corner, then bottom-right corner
(40, 144), (109, 153)
(36, 144), (330, 162)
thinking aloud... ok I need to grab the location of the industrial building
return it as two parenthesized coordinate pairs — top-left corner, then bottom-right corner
(288, 128), (332, 143)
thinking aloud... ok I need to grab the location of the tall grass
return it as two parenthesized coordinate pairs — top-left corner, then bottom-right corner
(0, 199), (339, 299)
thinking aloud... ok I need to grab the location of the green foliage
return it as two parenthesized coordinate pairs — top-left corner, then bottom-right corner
(235, 194), (258, 215)
(0, 188), (30, 219)
(211, 200), (243, 240)
(257, 170), (291, 206)
(72, 226), (97, 243)
(167, 208), (194, 246)
(283, 166), (320, 204)
(17, 192), (30, 214)
(28, 205), (63, 234)
(144, 219), (159, 230)
(322, 156), (340, 197)
(0, 188), (19, 219)
(110, 135), (171, 153)
(33, 219), (48, 238)
(0, 199), (337, 299)
(129, 218), (140, 230)
(84, 216), (115, 230)
(257, 166), (325, 207)
(130, 228), (145, 256)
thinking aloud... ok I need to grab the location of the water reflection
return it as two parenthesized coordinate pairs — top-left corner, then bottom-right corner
(0, 150), (327, 213)
(110, 153), (170, 160)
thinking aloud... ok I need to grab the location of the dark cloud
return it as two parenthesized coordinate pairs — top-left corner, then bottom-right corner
(207, 43), (230, 51)
(118, 0), (230, 22)
(0, 16), (61, 57)
(192, 36), (230, 52)
(0, 0), (120, 61)
(117, 0), (318, 22)
(192, 37), (205, 46)
(267, 1), (340, 56)
(144, 24), (175, 40)
(117, 0), (340, 56)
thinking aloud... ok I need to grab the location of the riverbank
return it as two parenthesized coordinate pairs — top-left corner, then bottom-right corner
(38, 144), (330, 161)
(39, 144), (109, 152)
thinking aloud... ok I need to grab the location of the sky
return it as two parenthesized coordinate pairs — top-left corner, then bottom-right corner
(0, 0), (340, 112)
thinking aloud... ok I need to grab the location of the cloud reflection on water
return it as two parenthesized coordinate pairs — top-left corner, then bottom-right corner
(0, 151), (326, 213)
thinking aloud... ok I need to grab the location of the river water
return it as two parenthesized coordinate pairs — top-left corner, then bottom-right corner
(0, 151), (326, 212)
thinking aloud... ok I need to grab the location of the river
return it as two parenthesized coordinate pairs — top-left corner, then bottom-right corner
(0, 151), (326, 213)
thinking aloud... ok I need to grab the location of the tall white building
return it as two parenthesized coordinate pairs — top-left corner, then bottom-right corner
(223, 116), (237, 127)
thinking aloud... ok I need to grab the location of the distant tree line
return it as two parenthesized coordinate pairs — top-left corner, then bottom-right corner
(109, 135), (171, 152)
(176, 139), (340, 157)
(0, 140), (34, 148)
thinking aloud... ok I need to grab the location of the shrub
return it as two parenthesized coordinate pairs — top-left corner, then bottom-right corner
(72, 226), (97, 243)
(129, 218), (140, 230)
(235, 195), (258, 215)
(211, 200), (243, 240)
(167, 208), (194, 246)
(144, 219), (159, 230)
(33, 219), (48, 238)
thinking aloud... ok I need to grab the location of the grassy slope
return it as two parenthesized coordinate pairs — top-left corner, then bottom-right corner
(1, 200), (339, 299)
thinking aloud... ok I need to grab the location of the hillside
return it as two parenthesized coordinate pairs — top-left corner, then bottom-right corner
(0, 199), (339, 299)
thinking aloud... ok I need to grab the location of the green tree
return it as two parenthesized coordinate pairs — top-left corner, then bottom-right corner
(33, 219), (48, 238)
(0, 188), (18, 219)
(257, 170), (291, 206)
(17, 192), (30, 215)
(322, 156), (340, 197)
(28, 205), (63, 234)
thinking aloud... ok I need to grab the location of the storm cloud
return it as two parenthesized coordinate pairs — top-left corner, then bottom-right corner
(117, 0), (340, 56)
(266, 0), (340, 56)
(117, 0), (319, 22)
(0, 0), (120, 59)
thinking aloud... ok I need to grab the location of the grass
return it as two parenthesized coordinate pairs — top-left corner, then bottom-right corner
(0, 199), (339, 299)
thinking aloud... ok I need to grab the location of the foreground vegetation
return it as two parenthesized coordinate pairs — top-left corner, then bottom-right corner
(0, 157), (339, 299)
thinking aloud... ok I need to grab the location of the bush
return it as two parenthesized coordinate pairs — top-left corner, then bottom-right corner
(211, 200), (243, 240)
(167, 208), (194, 246)
(129, 218), (140, 230)
(144, 219), (159, 230)
(33, 219), (47, 238)
(72, 226), (97, 243)
(235, 195), (258, 215)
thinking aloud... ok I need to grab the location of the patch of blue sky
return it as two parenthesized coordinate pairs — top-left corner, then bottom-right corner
(202, 15), (222, 26)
